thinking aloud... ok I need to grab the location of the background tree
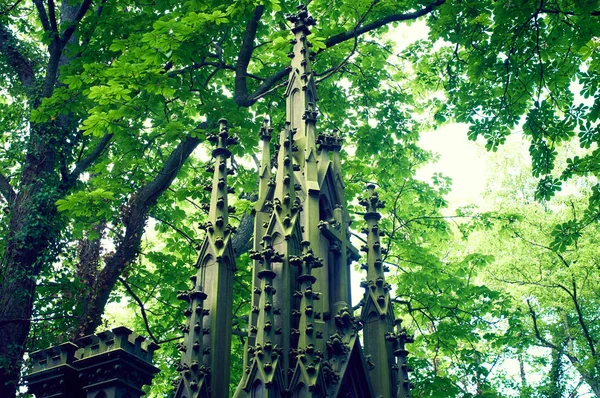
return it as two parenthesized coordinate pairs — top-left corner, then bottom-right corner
(407, 0), (600, 253)
(461, 137), (600, 396)
(0, 0), (450, 395)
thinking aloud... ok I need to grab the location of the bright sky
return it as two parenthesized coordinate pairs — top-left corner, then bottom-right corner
(416, 123), (488, 210)
(387, 21), (490, 209)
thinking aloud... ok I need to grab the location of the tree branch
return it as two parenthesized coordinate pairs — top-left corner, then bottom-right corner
(0, 0), (24, 15)
(0, 24), (36, 88)
(47, 0), (58, 32)
(570, 278), (596, 357)
(324, 0), (446, 48)
(245, 68), (290, 104)
(135, 135), (201, 207)
(151, 214), (199, 246)
(63, 133), (113, 190)
(118, 277), (159, 344)
(512, 230), (571, 268)
(60, 0), (94, 45)
(32, 0), (52, 32)
(79, 133), (204, 335)
(234, 5), (265, 106)
(527, 299), (559, 350)
(231, 210), (254, 255)
(540, 8), (600, 17)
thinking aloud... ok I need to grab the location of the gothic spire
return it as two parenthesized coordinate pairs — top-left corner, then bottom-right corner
(359, 184), (397, 398)
(175, 119), (238, 398)
(237, 5), (399, 398)
(285, 4), (318, 166)
(241, 234), (286, 395)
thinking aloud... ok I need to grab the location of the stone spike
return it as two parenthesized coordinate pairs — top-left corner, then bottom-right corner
(258, 116), (273, 202)
(274, 124), (297, 216)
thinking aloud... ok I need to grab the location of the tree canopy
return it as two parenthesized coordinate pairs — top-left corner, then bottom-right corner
(1, 0), (599, 396)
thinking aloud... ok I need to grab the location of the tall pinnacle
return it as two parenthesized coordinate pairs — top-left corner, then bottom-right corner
(244, 234), (285, 394)
(206, 119), (237, 231)
(175, 119), (238, 398)
(285, 4), (318, 163)
(387, 319), (414, 398)
(360, 184), (397, 398)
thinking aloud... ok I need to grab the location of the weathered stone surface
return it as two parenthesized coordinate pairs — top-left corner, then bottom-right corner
(25, 327), (159, 398)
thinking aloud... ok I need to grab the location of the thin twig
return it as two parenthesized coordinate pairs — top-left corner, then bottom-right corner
(118, 277), (159, 344)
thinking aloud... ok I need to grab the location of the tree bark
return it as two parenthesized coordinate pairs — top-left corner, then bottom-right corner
(0, 1), (95, 393)
(0, 125), (62, 396)
(69, 222), (106, 341)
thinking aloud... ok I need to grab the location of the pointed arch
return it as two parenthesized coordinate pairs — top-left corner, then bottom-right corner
(294, 382), (307, 397)
(252, 380), (264, 398)
(319, 195), (332, 222)
(288, 88), (302, 131)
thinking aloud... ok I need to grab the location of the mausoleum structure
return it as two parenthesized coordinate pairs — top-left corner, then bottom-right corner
(25, 5), (412, 398)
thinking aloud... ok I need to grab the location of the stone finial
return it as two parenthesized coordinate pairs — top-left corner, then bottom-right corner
(260, 116), (273, 140)
(286, 4), (316, 33)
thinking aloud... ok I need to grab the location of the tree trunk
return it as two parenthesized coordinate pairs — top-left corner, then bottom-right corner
(69, 222), (105, 341)
(0, 126), (62, 397)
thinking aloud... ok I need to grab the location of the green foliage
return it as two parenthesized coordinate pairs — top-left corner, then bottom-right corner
(408, 0), (600, 254)
(3, 0), (600, 396)
(459, 140), (600, 395)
